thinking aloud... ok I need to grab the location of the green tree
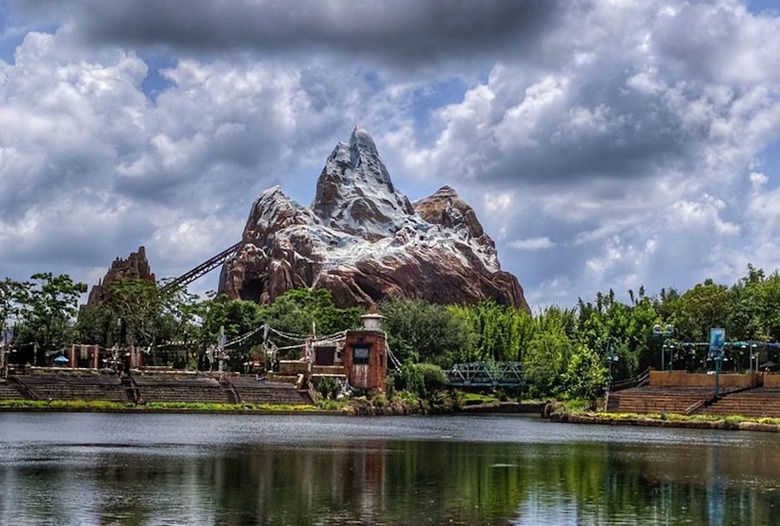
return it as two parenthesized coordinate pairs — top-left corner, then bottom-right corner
(15, 273), (86, 364)
(380, 298), (471, 367)
(451, 301), (530, 363)
(0, 277), (29, 331)
(195, 294), (264, 368)
(522, 307), (576, 398)
(259, 288), (361, 341)
(674, 280), (730, 342)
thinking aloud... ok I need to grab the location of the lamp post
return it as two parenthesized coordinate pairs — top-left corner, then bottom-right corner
(709, 328), (725, 398)
(1, 326), (13, 378)
(606, 339), (619, 393)
(749, 342), (758, 373)
(653, 324), (674, 371)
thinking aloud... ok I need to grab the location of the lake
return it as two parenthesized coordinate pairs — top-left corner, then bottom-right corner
(1, 413), (779, 525)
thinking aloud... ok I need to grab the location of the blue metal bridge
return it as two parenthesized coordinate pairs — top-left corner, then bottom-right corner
(447, 361), (525, 388)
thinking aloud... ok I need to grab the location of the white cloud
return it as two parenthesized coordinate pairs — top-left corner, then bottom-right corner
(509, 237), (555, 251)
(2, 0), (780, 310)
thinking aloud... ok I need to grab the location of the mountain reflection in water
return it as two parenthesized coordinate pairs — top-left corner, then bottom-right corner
(1, 413), (779, 525)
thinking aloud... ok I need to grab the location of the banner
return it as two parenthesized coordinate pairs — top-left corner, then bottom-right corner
(709, 327), (725, 360)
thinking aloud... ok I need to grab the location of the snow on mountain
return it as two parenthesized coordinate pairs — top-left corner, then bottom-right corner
(219, 128), (528, 310)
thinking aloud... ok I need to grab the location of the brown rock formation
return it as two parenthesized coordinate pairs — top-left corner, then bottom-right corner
(87, 246), (156, 306)
(219, 128), (529, 311)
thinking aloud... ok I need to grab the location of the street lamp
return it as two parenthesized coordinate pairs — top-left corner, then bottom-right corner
(1, 326), (13, 378)
(606, 339), (619, 393)
(749, 342), (758, 373)
(653, 324), (674, 371)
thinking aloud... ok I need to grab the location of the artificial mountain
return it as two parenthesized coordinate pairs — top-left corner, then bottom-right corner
(218, 127), (529, 311)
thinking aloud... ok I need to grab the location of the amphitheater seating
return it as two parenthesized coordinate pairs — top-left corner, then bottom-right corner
(130, 374), (230, 404)
(17, 374), (129, 402)
(607, 386), (723, 414)
(229, 376), (312, 405)
(701, 387), (780, 418)
(0, 379), (26, 400)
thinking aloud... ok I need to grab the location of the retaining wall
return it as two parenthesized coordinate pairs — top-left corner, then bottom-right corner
(649, 371), (758, 388)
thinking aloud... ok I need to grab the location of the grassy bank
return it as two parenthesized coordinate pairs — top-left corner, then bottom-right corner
(544, 401), (780, 433)
(0, 399), (324, 414)
(0, 390), (541, 416)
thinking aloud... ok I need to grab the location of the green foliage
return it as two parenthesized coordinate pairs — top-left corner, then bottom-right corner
(9, 261), (780, 404)
(258, 289), (361, 359)
(380, 298), (474, 366)
(673, 281), (731, 342)
(392, 363), (448, 399)
(312, 376), (342, 400)
(0, 277), (28, 329)
(14, 273), (87, 362)
(522, 308), (573, 398)
(449, 301), (532, 363)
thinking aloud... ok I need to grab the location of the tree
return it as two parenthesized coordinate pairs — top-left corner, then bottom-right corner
(449, 301), (531, 363)
(259, 288), (362, 340)
(15, 273), (86, 364)
(380, 298), (471, 367)
(674, 281), (730, 342)
(522, 307), (579, 398)
(0, 277), (29, 331)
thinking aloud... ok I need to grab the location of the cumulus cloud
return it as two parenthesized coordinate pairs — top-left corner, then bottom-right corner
(407, 0), (780, 304)
(25, 0), (561, 71)
(1, 0), (780, 309)
(509, 237), (555, 251)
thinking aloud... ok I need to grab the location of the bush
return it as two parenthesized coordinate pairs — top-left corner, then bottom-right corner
(312, 376), (342, 399)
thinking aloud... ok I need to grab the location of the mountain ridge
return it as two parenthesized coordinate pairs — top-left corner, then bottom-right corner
(219, 128), (529, 311)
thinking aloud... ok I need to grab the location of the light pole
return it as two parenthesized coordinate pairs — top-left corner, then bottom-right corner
(749, 342), (758, 373)
(606, 339), (619, 393)
(1, 326), (13, 378)
(709, 328), (725, 398)
(653, 324), (674, 371)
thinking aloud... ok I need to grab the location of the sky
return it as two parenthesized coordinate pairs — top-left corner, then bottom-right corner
(1, 0), (780, 310)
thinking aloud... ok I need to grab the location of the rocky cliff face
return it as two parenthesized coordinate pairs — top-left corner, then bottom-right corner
(87, 246), (156, 306)
(219, 127), (528, 311)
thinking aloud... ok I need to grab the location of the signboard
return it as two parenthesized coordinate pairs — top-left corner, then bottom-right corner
(709, 327), (725, 360)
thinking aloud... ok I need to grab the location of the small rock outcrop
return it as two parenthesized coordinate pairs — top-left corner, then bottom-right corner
(219, 127), (529, 311)
(87, 246), (156, 306)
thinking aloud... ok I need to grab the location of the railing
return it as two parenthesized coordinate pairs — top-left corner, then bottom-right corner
(610, 367), (651, 392)
(448, 362), (525, 387)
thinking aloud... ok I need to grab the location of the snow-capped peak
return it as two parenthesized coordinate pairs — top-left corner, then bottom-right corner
(312, 127), (416, 240)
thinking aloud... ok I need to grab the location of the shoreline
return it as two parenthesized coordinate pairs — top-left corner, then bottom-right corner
(7, 399), (779, 434)
(0, 399), (544, 416)
(547, 410), (780, 433)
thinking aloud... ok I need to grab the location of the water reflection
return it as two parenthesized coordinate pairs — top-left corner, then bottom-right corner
(1, 414), (780, 525)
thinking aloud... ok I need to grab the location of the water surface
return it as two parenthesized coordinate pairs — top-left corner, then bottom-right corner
(1, 413), (779, 525)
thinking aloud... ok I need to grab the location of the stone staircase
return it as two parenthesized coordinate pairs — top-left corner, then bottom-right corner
(0, 379), (26, 400)
(131, 375), (230, 404)
(15, 374), (130, 402)
(229, 377), (312, 405)
(700, 387), (780, 418)
(607, 386), (721, 414)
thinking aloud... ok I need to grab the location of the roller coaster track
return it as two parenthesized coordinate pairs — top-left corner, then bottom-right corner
(159, 241), (242, 293)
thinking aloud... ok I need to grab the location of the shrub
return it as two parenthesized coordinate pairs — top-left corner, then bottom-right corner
(312, 376), (342, 399)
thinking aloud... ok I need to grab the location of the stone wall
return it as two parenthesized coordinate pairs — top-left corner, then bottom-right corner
(649, 370), (759, 388)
